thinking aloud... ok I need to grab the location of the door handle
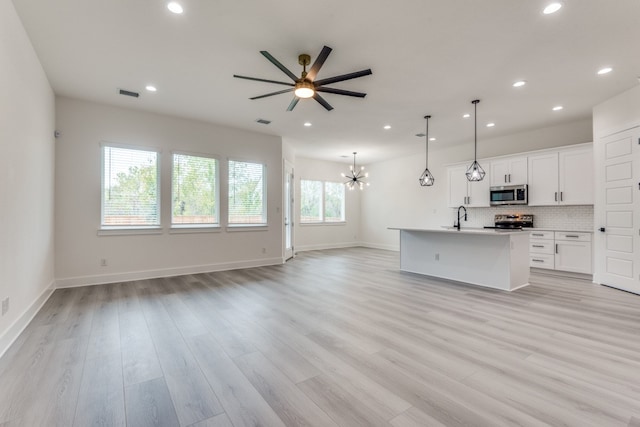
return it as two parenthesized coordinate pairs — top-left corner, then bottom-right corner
(599, 227), (606, 232)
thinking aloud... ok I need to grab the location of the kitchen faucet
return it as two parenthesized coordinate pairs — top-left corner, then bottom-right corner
(455, 205), (467, 230)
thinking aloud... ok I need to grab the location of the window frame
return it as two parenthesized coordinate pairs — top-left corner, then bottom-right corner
(227, 158), (268, 228)
(299, 178), (346, 225)
(170, 151), (220, 230)
(100, 142), (161, 231)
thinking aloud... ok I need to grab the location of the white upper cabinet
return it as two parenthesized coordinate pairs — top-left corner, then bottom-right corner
(447, 163), (491, 208)
(490, 156), (528, 186)
(528, 145), (593, 206)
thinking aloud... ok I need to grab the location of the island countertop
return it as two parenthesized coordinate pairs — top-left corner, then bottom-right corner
(389, 227), (530, 291)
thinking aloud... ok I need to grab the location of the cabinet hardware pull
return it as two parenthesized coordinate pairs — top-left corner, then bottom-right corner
(508, 174), (511, 183)
(532, 233), (544, 236)
(560, 191), (563, 201)
(565, 235), (579, 238)
(555, 192), (558, 201)
(532, 259), (544, 262)
(532, 245), (545, 248)
(555, 244), (559, 254)
(504, 174), (507, 183)
(599, 227), (605, 232)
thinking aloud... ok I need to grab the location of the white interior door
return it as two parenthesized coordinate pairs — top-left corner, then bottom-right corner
(594, 127), (640, 293)
(284, 161), (294, 261)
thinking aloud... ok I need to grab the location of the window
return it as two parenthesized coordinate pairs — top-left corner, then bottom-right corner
(228, 160), (267, 225)
(300, 179), (345, 223)
(102, 144), (160, 227)
(172, 153), (219, 226)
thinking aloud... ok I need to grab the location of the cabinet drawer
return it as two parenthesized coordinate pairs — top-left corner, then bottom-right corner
(530, 254), (555, 269)
(530, 240), (555, 254)
(529, 231), (554, 240)
(555, 232), (592, 242)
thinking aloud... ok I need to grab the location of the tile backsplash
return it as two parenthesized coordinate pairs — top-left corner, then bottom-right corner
(458, 205), (594, 231)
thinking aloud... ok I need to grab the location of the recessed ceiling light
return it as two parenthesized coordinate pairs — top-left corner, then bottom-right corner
(552, 105), (563, 111)
(486, 123), (495, 128)
(304, 122), (312, 127)
(167, 2), (183, 14)
(145, 85), (157, 92)
(543, 3), (562, 14)
(429, 137), (436, 141)
(597, 67), (613, 75)
(463, 114), (470, 118)
(513, 80), (526, 88)
(383, 125), (391, 130)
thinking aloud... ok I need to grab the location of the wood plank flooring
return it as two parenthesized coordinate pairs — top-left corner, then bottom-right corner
(1, 247), (640, 426)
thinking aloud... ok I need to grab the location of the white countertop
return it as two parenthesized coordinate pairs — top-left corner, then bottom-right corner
(388, 226), (528, 236)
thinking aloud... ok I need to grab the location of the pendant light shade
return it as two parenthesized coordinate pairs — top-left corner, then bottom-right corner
(342, 152), (369, 190)
(466, 99), (485, 182)
(419, 115), (435, 187)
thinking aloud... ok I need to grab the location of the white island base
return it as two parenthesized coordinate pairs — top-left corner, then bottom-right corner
(390, 228), (530, 291)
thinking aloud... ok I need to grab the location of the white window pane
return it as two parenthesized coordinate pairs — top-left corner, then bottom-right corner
(172, 154), (218, 225)
(102, 145), (159, 226)
(300, 180), (322, 223)
(324, 181), (345, 222)
(228, 160), (266, 224)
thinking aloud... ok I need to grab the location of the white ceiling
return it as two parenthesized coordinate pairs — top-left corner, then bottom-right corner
(11, 0), (640, 164)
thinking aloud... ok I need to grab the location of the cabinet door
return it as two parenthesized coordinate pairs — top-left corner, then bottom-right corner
(528, 153), (559, 205)
(448, 165), (469, 207)
(490, 160), (510, 186)
(559, 146), (594, 205)
(467, 175), (491, 207)
(555, 240), (592, 274)
(508, 157), (528, 185)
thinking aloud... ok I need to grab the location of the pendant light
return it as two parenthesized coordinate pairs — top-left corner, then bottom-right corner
(466, 99), (486, 181)
(342, 152), (369, 190)
(419, 115), (435, 186)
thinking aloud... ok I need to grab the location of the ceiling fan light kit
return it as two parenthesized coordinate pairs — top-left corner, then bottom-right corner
(234, 46), (372, 111)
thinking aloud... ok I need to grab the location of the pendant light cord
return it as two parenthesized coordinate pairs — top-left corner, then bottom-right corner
(472, 99), (479, 161)
(424, 115), (430, 168)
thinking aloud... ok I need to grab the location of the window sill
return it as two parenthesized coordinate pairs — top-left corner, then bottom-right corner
(97, 226), (163, 236)
(300, 221), (347, 226)
(226, 224), (268, 232)
(170, 225), (221, 234)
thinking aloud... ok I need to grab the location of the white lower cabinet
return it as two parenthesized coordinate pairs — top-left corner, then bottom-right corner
(529, 231), (592, 274)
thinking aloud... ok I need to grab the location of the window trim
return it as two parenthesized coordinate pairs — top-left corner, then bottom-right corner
(227, 158), (268, 227)
(100, 142), (161, 230)
(170, 150), (220, 229)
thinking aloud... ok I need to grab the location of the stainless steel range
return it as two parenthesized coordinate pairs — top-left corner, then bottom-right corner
(484, 214), (534, 230)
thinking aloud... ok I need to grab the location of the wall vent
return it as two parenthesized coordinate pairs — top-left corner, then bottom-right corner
(119, 89), (140, 98)
(256, 119), (271, 125)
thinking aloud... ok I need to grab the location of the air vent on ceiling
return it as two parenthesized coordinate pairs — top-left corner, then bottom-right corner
(415, 133), (426, 137)
(256, 119), (271, 125)
(119, 89), (140, 98)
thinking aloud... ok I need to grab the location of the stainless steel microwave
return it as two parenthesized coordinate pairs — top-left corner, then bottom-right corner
(490, 184), (528, 206)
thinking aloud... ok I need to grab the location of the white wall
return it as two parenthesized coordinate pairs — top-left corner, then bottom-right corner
(55, 97), (284, 287)
(361, 119), (594, 250)
(593, 85), (640, 137)
(294, 157), (361, 251)
(0, 0), (55, 355)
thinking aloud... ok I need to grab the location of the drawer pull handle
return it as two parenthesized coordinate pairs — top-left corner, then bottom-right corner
(565, 235), (580, 238)
(532, 233), (544, 236)
(532, 245), (545, 248)
(532, 259), (544, 262)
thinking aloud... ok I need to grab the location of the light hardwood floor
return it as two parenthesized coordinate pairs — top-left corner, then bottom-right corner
(1, 247), (640, 426)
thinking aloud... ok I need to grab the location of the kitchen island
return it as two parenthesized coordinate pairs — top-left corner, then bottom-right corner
(389, 227), (530, 291)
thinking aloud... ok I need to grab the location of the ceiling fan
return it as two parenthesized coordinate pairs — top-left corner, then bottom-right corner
(233, 46), (372, 111)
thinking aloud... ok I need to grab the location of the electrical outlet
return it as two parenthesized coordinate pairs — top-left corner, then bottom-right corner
(100, 258), (107, 267)
(1, 298), (9, 316)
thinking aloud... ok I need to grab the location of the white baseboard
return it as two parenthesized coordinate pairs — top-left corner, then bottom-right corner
(0, 281), (55, 359)
(295, 242), (360, 252)
(55, 257), (284, 288)
(359, 241), (399, 251)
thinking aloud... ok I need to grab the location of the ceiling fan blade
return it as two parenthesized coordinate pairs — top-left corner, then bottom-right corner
(306, 46), (332, 81)
(316, 87), (367, 98)
(234, 75), (294, 87)
(313, 93), (334, 111)
(314, 69), (373, 87)
(287, 97), (300, 111)
(260, 51), (299, 82)
(250, 88), (294, 100)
